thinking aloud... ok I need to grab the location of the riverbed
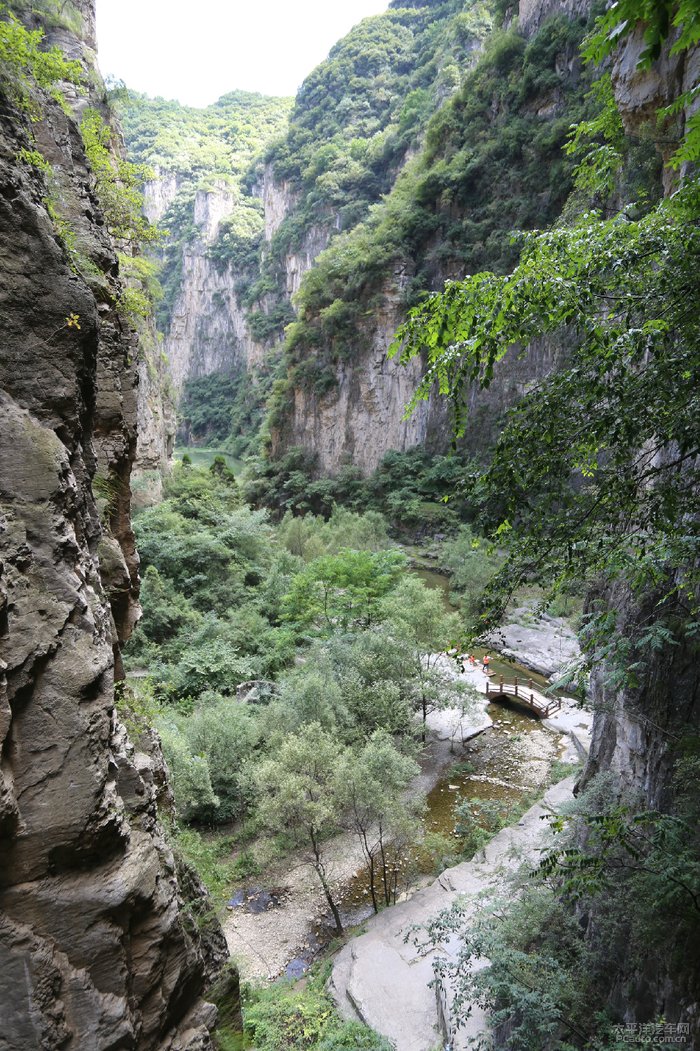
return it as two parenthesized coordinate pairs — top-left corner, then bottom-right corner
(222, 686), (573, 981)
(221, 549), (585, 980)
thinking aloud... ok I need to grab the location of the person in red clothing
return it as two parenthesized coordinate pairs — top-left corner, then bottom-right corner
(482, 654), (492, 674)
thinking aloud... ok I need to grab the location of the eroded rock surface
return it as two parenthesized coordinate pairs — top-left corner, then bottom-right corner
(481, 606), (581, 679)
(0, 6), (221, 1046)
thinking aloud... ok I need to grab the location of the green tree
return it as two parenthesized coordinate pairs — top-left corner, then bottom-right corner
(157, 718), (219, 822)
(441, 525), (502, 619)
(0, 8), (82, 111)
(335, 732), (421, 912)
(80, 108), (159, 247)
(259, 630), (417, 746)
(254, 723), (346, 932)
(322, 630), (417, 743)
(131, 564), (200, 650)
(388, 5), (700, 666)
(277, 506), (390, 561)
(391, 182), (700, 672)
(265, 662), (349, 739)
(282, 548), (406, 634)
(209, 453), (238, 487)
(380, 575), (475, 740)
(170, 617), (258, 697)
(185, 696), (261, 821)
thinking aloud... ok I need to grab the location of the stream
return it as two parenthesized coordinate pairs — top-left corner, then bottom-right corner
(225, 557), (569, 980)
(323, 699), (556, 926)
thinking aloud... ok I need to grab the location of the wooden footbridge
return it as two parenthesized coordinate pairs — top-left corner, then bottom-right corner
(484, 675), (562, 719)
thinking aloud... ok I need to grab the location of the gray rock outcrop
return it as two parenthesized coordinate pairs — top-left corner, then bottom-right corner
(0, 5), (222, 1046)
(163, 180), (268, 393)
(481, 606), (581, 679)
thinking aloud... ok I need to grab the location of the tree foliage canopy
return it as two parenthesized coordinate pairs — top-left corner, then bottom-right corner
(391, 91), (700, 666)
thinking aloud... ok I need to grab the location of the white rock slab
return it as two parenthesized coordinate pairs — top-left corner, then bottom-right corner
(330, 779), (577, 1051)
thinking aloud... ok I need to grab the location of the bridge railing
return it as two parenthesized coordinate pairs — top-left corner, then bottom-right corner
(485, 675), (561, 717)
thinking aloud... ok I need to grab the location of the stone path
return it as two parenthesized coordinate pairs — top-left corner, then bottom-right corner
(329, 778), (577, 1051)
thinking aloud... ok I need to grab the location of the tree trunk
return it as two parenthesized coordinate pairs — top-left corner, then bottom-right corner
(309, 828), (343, 933)
(368, 853), (378, 914)
(359, 825), (379, 914)
(378, 826), (390, 906)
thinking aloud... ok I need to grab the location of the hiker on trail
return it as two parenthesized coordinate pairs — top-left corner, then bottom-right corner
(468, 654), (476, 667)
(482, 654), (491, 673)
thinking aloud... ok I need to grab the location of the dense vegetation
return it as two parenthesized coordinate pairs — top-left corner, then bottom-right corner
(0, 4), (82, 107)
(124, 460), (479, 923)
(215, 965), (394, 1051)
(390, 0), (700, 1044)
(247, 0), (493, 353)
(267, 6), (598, 430)
(244, 443), (474, 530)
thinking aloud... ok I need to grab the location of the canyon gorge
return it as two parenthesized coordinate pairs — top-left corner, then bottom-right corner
(0, 0), (699, 1048)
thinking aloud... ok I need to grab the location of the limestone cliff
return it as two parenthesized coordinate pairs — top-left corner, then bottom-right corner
(269, 1), (593, 474)
(581, 22), (700, 804)
(119, 0), (492, 459)
(283, 276), (448, 476)
(570, 22), (700, 1039)
(163, 181), (267, 392)
(260, 162), (337, 298)
(116, 90), (292, 452)
(131, 328), (177, 508)
(0, 4), (221, 1046)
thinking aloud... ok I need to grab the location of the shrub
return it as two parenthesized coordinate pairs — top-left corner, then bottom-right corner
(242, 973), (393, 1051)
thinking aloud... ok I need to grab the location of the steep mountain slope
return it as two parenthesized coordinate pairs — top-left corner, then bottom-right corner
(373, 4), (699, 1042)
(121, 0), (597, 475)
(119, 0), (498, 458)
(116, 90), (292, 455)
(270, 5), (596, 472)
(0, 3), (223, 1045)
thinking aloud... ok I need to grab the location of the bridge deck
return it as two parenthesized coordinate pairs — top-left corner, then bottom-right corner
(484, 675), (561, 718)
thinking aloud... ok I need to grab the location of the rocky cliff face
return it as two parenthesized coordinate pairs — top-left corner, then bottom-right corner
(260, 163), (336, 297)
(149, 161), (331, 404)
(132, 329), (177, 508)
(517, 0), (589, 35)
(611, 21), (700, 190)
(580, 24), (700, 810)
(0, 5), (221, 1046)
(281, 275), (448, 475)
(163, 182), (268, 393)
(271, 2), (590, 475)
(575, 25), (700, 1038)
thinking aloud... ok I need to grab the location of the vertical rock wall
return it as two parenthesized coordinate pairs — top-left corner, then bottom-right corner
(0, 5), (221, 1047)
(158, 180), (267, 393)
(271, 4), (589, 475)
(581, 20), (700, 807)
(279, 274), (451, 475)
(260, 162), (337, 297)
(575, 20), (700, 1038)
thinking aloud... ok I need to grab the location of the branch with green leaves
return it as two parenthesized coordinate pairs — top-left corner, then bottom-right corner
(391, 179), (700, 657)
